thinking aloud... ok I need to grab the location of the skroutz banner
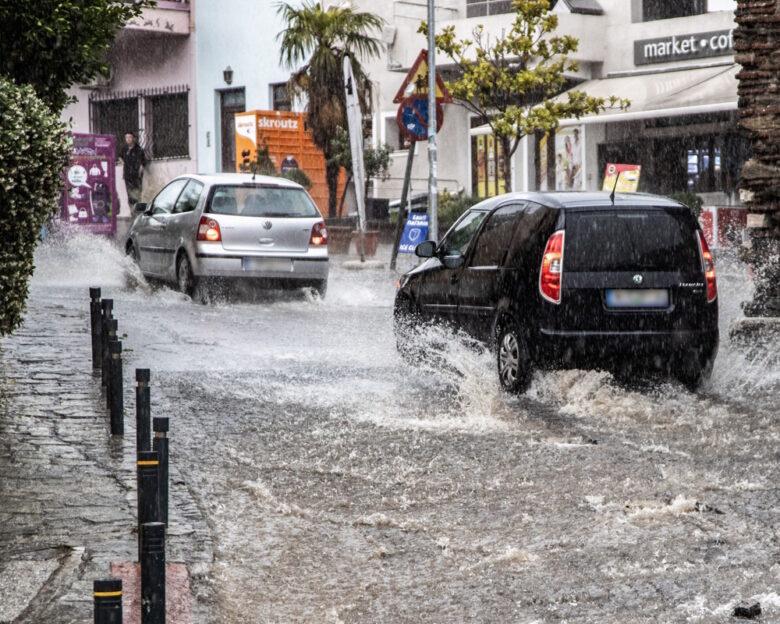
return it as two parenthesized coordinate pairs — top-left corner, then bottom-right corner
(235, 110), (345, 217)
(602, 163), (641, 193)
(60, 133), (118, 235)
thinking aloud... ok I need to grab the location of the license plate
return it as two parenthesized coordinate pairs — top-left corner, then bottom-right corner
(242, 257), (292, 272)
(605, 289), (669, 308)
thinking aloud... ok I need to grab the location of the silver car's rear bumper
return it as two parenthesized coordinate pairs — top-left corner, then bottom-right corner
(193, 245), (328, 280)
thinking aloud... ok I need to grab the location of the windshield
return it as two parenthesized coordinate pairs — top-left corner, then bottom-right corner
(206, 185), (320, 218)
(565, 208), (700, 272)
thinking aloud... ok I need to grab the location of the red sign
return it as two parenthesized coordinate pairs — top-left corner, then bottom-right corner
(397, 96), (444, 142)
(393, 49), (453, 104)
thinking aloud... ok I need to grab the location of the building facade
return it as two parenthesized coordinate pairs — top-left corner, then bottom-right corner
(359, 0), (744, 215)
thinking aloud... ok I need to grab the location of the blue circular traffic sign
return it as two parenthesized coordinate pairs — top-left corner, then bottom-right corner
(397, 96), (444, 142)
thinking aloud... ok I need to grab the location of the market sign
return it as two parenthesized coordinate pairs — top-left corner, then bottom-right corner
(602, 163), (641, 193)
(634, 28), (734, 66)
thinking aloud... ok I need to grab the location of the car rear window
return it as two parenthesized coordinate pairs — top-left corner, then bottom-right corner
(564, 208), (700, 272)
(206, 185), (319, 218)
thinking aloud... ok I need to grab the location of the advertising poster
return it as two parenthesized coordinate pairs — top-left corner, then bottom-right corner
(539, 133), (549, 191)
(602, 163), (642, 193)
(554, 126), (584, 190)
(60, 133), (118, 235)
(476, 135), (486, 197)
(497, 141), (506, 195)
(398, 212), (429, 254)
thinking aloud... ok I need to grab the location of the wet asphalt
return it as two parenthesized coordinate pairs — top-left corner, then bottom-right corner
(0, 234), (777, 623)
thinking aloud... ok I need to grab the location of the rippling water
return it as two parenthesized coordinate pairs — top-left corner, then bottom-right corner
(29, 233), (780, 622)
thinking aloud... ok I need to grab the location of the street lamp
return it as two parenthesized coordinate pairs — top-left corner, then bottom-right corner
(223, 66), (233, 86)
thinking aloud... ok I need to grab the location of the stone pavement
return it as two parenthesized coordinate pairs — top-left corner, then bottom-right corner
(0, 290), (213, 623)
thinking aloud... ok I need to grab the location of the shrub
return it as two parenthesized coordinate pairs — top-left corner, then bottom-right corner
(438, 190), (481, 233)
(0, 78), (70, 335)
(281, 167), (312, 190)
(668, 191), (703, 219)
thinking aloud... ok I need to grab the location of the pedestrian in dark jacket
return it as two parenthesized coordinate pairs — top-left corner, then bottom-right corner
(119, 131), (146, 208)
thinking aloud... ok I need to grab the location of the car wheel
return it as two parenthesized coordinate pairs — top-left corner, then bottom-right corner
(394, 295), (423, 364)
(674, 351), (713, 391)
(126, 241), (139, 263)
(497, 321), (533, 394)
(313, 279), (327, 298)
(177, 253), (196, 297)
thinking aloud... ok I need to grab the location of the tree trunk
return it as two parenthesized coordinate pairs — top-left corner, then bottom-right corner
(735, 0), (780, 316)
(325, 159), (340, 219)
(338, 172), (353, 218)
(500, 136), (513, 193)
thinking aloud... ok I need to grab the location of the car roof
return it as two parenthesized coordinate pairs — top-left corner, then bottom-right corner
(471, 191), (685, 211)
(182, 172), (303, 189)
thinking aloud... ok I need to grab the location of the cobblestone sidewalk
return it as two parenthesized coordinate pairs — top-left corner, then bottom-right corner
(0, 292), (212, 623)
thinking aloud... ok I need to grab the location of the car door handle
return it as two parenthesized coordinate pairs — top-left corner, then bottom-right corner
(258, 238), (274, 244)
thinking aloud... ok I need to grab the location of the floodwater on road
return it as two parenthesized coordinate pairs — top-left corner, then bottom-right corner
(30, 233), (780, 622)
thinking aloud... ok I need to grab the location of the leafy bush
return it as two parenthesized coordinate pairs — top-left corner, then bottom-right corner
(438, 190), (481, 233)
(0, 78), (69, 335)
(281, 167), (312, 190)
(668, 191), (703, 219)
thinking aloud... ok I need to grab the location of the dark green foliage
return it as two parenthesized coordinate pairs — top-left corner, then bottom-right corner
(281, 168), (313, 190)
(669, 191), (704, 219)
(438, 191), (481, 233)
(239, 144), (278, 176)
(0, 78), (70, 335)
(0, 0), (152, 113)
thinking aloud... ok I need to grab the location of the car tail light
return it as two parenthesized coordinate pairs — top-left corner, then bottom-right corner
(539, 230), (565, 304)
(697, 230), (717, 303)
(197, 216), (221, 242)
(310, 221), (327, 246)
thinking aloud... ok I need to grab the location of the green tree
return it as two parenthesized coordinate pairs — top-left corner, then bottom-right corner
(0, 78), (70, 335)
(277, 1), (382, 218)
(327, 127), (392, 216)
(0, 0), (153, 113)
(420, 0), (628, 191)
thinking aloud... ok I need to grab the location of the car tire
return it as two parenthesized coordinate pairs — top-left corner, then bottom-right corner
(177, 253), (197, 297)
(394, 295), (423, 365)
(497, 320), (533, 394)
(674, 351), (713, 391)
(126, 241), (139, 263)
(313, 279), (327, 299)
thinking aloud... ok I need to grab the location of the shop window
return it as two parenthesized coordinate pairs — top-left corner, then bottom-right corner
(148, 92), (189, 159)
(90, 87), (190, 160)
(271, 83), (292, 111)
(90, 98), (139, 159)
(466, 0), (514, 18)
(642, 0), (706, 21)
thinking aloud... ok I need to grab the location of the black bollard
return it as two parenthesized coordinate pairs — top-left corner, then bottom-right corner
(137, 450), (160, 561)
(93, 578), (122, 624)
(104, 321), (118, 397)
(140, 522), (166, 624)
(100, 299), (114, 374)
(153, 417), (169, 527)
(109, 340), (124, 435)
(90, 288), (102, 369)
(136, 369), (151, 453)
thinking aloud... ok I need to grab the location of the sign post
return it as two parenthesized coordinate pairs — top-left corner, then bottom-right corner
(427, 0), (438, 243)
(343, 56), (367, 262)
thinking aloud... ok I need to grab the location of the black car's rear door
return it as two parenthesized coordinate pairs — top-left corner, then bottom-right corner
(456, 203), (525, 341)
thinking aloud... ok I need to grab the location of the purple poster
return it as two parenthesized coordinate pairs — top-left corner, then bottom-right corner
(61, 133), (118, 236)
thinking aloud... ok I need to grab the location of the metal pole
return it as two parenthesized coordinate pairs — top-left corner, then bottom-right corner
(140, 522), (166, 624)
(390, 143), (417, 271)
(427, 0), (439, 243)
(109, 340), (124, 435)
(136, 369), (151, 453)
(137, 450), (160, 562)
(90, 287), (102, 369)
(93, 578), (123, 624)
(153, 417), (169, 527)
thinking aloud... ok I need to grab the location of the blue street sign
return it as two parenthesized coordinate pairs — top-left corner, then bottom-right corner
(398, 212), (429, 253)
(397, 96), (445, 142)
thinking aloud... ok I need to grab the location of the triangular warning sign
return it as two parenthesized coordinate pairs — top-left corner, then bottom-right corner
(392, 49), (453, 104)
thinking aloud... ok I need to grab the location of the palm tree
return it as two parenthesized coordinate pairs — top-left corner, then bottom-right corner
(277, 1), (382, 218)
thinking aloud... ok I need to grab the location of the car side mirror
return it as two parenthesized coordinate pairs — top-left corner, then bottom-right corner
(442, 253), (465, 269)
(133, 202), (148, 214)
(414, 240), (436, 258)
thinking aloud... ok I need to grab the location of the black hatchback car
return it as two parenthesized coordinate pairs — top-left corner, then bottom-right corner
(394, 192), (718, 392)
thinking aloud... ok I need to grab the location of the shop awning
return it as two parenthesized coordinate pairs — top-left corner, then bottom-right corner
(469, 63), (738, 135)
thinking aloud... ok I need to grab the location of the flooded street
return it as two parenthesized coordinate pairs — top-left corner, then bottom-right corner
(27, 235), (780, 622)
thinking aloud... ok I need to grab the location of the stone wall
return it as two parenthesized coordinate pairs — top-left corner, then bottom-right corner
(734, 0), (780, 315)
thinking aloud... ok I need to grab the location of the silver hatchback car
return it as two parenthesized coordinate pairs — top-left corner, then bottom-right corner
(126, 173), (329, 296)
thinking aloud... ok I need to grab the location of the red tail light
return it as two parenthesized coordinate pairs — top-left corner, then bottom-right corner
(197, 216), (221, 242)
(697, 230), (717, 303)
(539, 230), (565, 304)
(310, 221), (327, 246)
